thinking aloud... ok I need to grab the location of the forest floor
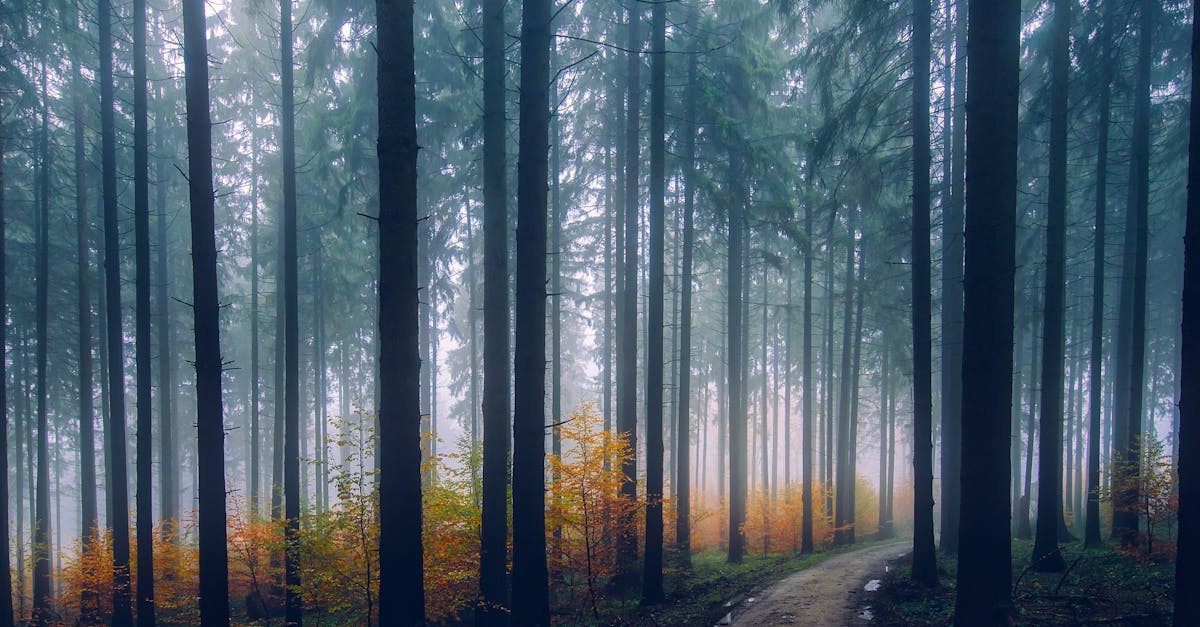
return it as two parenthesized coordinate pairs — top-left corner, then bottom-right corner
(862, 538), (1176, 625)
(593, 539), (908, 627)
(727, 541), (911, 626)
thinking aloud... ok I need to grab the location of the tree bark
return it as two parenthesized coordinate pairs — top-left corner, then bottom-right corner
(911, 0), (937, 586)
(643, 0), (666, 603)
(1032, 0), (1070, 573)
(1174, 5), (1200, 622)
(511, 0), (552, 621)
(181, 0), (231, 622)
(100, 0), (134, 618)
(954, 0), (1020, 621)
(476, 0), (510, 619)
(33, 65), (52, 627)
(675, 7), (698, 556)
(727, 144), (747, 563)
(801, 176), (815, 554)
(375, 0), (425, 623)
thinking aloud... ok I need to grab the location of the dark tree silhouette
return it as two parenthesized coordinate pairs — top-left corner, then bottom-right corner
(954, 0), (1020, 622)
(100, 0), (133, 619)
(643, 0), (666, 604)
(1175, 7), (1200, 623)
(1032, 0), (1070, 573)
(0, 83), (10, 627)
(133, 0), (157, 619)
(910, 0), (937, 586)
(476, 0), (511, 621)
(181, 0), (231, 623)
(376, 0), (426, 623)
(511, 0), (552, 621)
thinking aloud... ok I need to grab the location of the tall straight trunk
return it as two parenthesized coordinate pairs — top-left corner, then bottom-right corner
(727, 145), (747, 563)
(1113, 0), (1152, 547)
(801, 183), (815, 554)
(835, 209), (856, 546)
(879, 347), (892, 537)
(823, 212), (836, 520)
(1174, 4), (1200, 621)
(784, 268), (792, 496)
(376, 0), (425, 622)
(550, 39), (563, 545)
(939, 0), (965, 555)
(1032, 0), (1070, 573)
(133, 0), (157, 618)
(847, 253), (865, 542)
(466, 193), (479, 452)
(0, 88), (11, 627)
(616, 4), (641, 586)
(911, 0), (937, 585)
(511, 0), (552, 621)
(181, 0), (231, 621)
(156, 100), (177, 530)
(271, 165), (286, 523)
(250, 106), (261, 517)
(642, 0), (666, 603)
(1085, 2), (1112, 549)
(1019, 319), (1039, 540)
(281, 0), (305, 621)
(100, 0), (134, 616)
(72, 35), (100, 619)
(1011, 298), (1026, 530)
(761, 266), (770, 508)
(675, 11), (698, 554)
(476, 0), (509, 617)
(33, 66), (52, 626)
(954, 0), (1019, 621)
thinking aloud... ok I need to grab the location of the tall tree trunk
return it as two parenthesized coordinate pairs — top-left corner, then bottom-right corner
(616, 4), (641, 586)
(156, 96), (177, 533)
(100, 0), (134, 617)
(675, 8), (698, 556)
(0, 85), (11, 627)
(642, 0), (666, 603)
(72, 26), (100, 618)
(476, 0), (510, 619)
(376, 0), (425, 622)
(954, 0), (1019, 620)
(879, 347), (891, 538)
(33, 66), (52, 627)
(272, 161), (286, 524)
(550, 39), (563, 563)
(511, 0), (552, 620)
(1085, 0), (1113, 550)
(1032, 0), (1071, 573)
(280, 0), (305, 621)
(939, 0), (965, 555)
(727, 144), (747, 563)
(911, 0), (937, 585)
(1174, 5), (1200, 621)
(1113, 0), (1152, 547)
(250, 104), (261, 517)
(181, 0), (231, 621)
(801, 178), (815, 554)
(133, 0), (157, 618)
(835, 209), (857, 547)
(848, 252), (865, 544)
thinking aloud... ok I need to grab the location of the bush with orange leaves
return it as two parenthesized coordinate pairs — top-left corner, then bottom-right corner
(546, 403), (642, 621)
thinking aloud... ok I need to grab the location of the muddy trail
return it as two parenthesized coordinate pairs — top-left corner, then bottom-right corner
(726, 541), (910, 626)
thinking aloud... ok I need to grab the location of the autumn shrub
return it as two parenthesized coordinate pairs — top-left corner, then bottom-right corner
(1104, 435), (1178, 555)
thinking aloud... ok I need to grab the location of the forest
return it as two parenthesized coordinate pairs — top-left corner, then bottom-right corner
(0, 0), (1199, 624)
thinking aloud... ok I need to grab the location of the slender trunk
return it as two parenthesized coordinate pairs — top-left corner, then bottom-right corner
(250, 105), (261, 517)
(33, 66), (53, 626)
(954, 0), (1019, 620)
(1085, 5), (1111, 542)
(100, 0), (133, 617)
(0, 85), (11, 627)
(674, 12), (698, 553)
(835, 209), (857, 547)
(727, 144), (747, 563)
(133, 0), (157, 616)
(879, 348), (891, 538)
(939, 0), (965, 555)
(616, 4), (641, 585)
(801, 178), (815, 554)
(511, 0), (552, 620)
(1032, 0), (1070, 573)
(181, 0), (231, 621)
(476, 0), (510, 617)
(642, 0), (666, 600)
(156, 97), (177, 532)
(375, 0), (425, 621)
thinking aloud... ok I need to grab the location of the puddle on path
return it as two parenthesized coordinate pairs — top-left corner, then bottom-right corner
(864, 579), (882, 592)
(858, 606), (874, 621)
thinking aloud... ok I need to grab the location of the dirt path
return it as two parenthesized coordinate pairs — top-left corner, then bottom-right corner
(729, 541), (910, 626)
